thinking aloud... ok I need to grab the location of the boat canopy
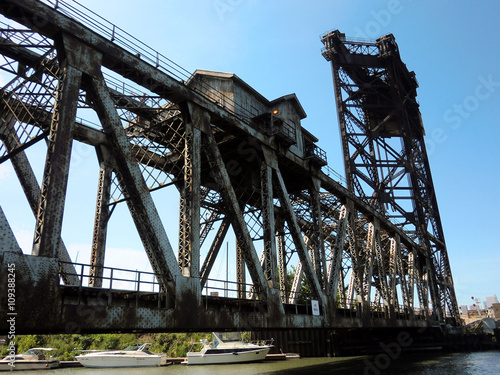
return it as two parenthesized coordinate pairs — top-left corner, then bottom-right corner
(213, 332), (242, 343)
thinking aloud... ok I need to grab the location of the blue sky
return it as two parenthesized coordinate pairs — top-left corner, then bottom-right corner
(1, 0), (499, 308)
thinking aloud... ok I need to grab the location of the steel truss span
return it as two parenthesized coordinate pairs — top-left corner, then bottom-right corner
(0, 0), (460, 334)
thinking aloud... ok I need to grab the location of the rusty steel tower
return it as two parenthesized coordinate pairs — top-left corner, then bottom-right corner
(321, 30), (460, 323)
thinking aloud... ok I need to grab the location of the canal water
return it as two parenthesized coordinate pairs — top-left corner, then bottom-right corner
(12, 351), (500, 374)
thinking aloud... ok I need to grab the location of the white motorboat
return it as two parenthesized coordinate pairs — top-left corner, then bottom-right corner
(0, 347), (59, 371)
(186, 332), (273, 365)
(75, 343), (166, 368)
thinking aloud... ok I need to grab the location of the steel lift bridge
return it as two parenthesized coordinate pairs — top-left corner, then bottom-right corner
(0, 0), (460, 334)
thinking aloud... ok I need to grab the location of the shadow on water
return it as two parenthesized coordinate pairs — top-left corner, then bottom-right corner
(262, 351), (500, 375)
(262, 356), (371, 375)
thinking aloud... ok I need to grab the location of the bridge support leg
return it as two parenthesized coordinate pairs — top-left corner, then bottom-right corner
(327, 204), (348, 303)
(178, 102), (202, 279)
(261, 161), (278, 288)
(276, 214), (288, 303)
(309, 176), (325, 287)
(89, 145), (113, 287)
(32, 64), (82, 257)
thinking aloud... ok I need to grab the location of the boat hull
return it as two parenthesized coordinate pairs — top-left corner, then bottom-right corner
(75, 355), (162, 368)
(187, 347), (270, 365)
(0, 360), (59, 371)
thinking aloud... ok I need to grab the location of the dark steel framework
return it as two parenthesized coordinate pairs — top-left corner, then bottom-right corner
(321, 30), (460, 324)
(0, 0), (460, 333)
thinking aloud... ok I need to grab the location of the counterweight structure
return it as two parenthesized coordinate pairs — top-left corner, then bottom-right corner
(321, 30), (460, 324)
(0, 0), (461, 334)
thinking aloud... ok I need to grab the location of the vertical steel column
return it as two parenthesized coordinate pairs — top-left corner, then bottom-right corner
(309, 177), (325, 287)
(236, 240), (246, 299)
(276, 214), (288, 303)
(393, 234), (410, 315)
(407, 250), (416, 312)
(414, 251), (431, 319)
(345, 205), (362, 308)
(260, 161), (278, 288)
(89, 145), (113, 288)
(372, 219), (389, 307)
(388, 236), (399, 315)
(327, 205), (347, 298)
(362, 222), (375, 307)
(32, 63), (81, 257)
(178, 103), (201, 278)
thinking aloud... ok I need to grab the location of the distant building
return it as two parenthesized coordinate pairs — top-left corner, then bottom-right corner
(489, 303), (500, 320)
(459, 305), (468, 315)
(485, 295), (499, 309)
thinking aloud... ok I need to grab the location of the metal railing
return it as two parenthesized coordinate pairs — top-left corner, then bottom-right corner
(58, 261), (265, 301)
(304, 143), (328, 165)
(323, 165), (347, 187)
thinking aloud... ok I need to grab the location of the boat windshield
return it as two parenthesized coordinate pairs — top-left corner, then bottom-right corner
(123, 344), (141, 351)
(213, 332), (242, 343)
(24, 348), (57, 355)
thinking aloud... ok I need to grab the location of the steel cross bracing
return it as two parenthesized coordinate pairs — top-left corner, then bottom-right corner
(0, 0), (459, 332)
(321, 30), (460, 324)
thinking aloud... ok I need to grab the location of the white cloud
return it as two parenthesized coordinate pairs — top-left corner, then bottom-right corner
(0, 163), (12, 182)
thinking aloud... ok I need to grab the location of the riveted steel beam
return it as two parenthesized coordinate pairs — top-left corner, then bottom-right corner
(177, 102), (201, 278)
(309, 176), (326, 288)
(327, 204), (348, 298)
(32, 63), (81, 257)
(260, 161), (278, 288)
(89, 144), (114, 288)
